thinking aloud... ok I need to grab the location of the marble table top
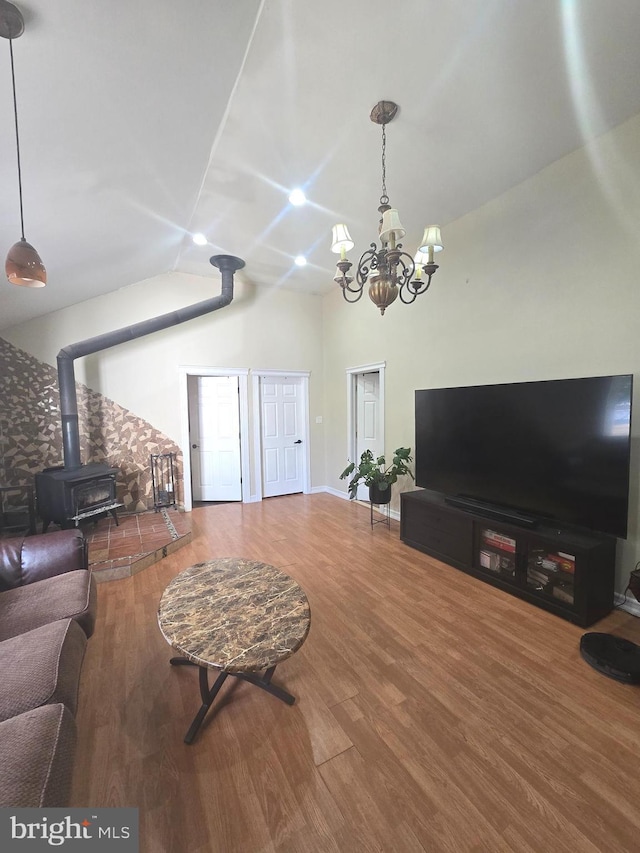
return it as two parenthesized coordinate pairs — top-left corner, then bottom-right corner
(158, 557), (311, 674)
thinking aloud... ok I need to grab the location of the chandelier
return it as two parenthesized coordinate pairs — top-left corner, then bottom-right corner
(331, 101), (442, 315)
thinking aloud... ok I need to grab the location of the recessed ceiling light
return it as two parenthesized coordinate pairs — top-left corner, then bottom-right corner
(294, 255), (307, 267)
(192, 233), (208, 246)
(288, 189), (306, 206)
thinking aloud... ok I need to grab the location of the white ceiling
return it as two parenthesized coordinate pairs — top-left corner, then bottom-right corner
(2, 0), (640, 331)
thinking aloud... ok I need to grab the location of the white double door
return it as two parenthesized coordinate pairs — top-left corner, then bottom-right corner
(260, 376), (305, 498)
(189, 375), (242, 502)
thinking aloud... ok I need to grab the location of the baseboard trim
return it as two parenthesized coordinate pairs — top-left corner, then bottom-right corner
(321, 486), (349, 500)
(614, 592), (640, 618)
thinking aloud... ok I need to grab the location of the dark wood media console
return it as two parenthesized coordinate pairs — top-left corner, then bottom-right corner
(400, 489), (616, 627)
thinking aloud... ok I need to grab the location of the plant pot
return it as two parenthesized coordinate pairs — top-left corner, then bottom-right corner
(369, 482), (391, 505)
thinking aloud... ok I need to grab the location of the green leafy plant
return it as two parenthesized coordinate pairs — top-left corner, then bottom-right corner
(339, 447), (414, 500)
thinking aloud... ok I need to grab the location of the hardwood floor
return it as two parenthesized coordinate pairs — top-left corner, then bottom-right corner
(70, 494), (640, 852)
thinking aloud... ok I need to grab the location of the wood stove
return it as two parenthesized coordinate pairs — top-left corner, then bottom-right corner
(35, 463), (122, 532)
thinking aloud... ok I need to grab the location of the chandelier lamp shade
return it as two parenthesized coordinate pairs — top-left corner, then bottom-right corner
(331, 101), (442, 315)
(0, 0), (46, 287)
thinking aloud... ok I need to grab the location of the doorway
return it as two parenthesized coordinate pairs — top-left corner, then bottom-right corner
(188, 375), (242, 502)
(179, 367), (250, 511)
(252, 370), (311, 501)
(346, 363), (386, 500)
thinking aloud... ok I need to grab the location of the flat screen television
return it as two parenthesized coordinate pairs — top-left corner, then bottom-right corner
(414, 375), (633, 539)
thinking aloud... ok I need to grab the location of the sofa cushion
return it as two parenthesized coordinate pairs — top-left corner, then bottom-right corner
(0, 703), (76, 807)
(0, 529), (88, 592)
(0, 619), (87, 722)
(0, 570), (96, 641)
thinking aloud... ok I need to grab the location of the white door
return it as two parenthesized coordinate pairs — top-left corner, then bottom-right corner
(355, 371), (382, 500)
(189, 375), (242, 502)
(260, 376), (304, 497)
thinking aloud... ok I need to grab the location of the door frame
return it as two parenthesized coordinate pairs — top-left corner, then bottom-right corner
(346, 362), (386, 472)
(251, 369), (311, 502)
(179, 366), (250, 511)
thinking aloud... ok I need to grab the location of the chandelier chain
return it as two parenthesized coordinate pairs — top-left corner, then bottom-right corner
(380, 123), (389, 207)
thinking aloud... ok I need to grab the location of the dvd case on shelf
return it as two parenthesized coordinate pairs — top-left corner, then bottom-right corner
(481, 529), (516, 553)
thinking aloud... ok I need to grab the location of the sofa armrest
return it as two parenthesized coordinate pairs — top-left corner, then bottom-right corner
(0, 704), (77, 807)
(0, 530), (88, 590)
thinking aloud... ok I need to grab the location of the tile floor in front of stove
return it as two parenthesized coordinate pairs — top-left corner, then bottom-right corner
(84, 508), (192, 582)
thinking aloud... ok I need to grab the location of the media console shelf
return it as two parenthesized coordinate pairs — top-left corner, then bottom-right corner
(400, 489), (616, 627)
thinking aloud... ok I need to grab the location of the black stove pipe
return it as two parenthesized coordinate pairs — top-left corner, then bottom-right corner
(56, 254), (245, 470)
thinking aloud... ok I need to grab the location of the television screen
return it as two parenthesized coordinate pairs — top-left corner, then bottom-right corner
(414, 375), (633, 538)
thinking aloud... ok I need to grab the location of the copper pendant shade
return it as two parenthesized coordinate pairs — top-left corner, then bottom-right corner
(6, 238), (46, 287)
(1, 1), (47, 288)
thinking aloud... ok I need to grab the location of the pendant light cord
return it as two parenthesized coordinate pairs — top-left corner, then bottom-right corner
(8, 37), (25, 241)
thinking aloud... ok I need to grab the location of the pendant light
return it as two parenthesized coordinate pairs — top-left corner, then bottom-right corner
(0, 0), (46, 287)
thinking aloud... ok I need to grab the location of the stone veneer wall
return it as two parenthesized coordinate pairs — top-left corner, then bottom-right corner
(0, 337), (182, 513)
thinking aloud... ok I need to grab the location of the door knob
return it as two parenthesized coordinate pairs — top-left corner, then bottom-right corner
(294, 439), (302, 444)
(191, 444), (198, 449)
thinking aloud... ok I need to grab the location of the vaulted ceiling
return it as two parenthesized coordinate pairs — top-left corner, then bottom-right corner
(2, 0), (640, 331)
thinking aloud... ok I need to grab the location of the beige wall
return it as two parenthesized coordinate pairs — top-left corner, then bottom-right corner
(322, 112), (640, 592)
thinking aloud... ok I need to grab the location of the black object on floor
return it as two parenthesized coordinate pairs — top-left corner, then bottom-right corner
(580, 632), (640, 684)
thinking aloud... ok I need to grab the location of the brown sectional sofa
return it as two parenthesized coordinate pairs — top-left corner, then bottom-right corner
(0, 529), (96, 807)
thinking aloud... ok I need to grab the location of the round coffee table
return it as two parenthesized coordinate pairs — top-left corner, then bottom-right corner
(158, 557), (311, 744)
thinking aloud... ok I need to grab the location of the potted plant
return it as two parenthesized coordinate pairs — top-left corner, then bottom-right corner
(339, 447), (414, 504)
